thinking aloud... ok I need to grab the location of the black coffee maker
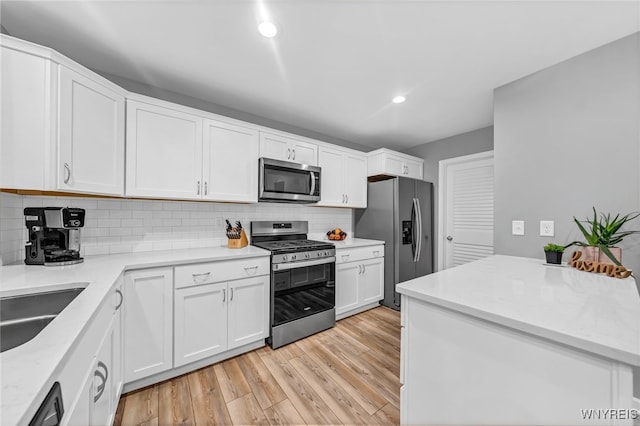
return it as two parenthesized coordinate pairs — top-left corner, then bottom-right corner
(24, 207), (86, 266)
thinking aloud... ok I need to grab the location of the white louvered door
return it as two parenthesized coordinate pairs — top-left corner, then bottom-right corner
(441, 152), (494, 269)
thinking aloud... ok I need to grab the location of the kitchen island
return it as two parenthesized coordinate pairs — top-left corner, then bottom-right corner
(397, 255), (640, 425)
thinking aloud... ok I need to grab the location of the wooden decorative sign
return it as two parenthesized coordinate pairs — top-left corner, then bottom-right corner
(568, 250), (632, 279)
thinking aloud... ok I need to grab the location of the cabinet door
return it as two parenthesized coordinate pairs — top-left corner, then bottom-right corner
(110, 280), (124, 414)
(174, 282), (228, 367)
(291, 140), (318, 166)
(404, 158), (423, 180)
(1, 44), (54, 190)
(63, 365), (93, 426)
(343, 153), (367, 208)
(360, 257), (384, 305)
(126, 100), (202, 199)
(317, 146), (344, 206)
(228, 276), (269, 349)
(259, 132), (291, 162)
(58, 66), (125, 195)
(202, 119), (259, 202)
(92, 316), (115, 426)
(336, 262), (360, 316)
(124, 268), (173, 383)
(384, 155), (406, 176)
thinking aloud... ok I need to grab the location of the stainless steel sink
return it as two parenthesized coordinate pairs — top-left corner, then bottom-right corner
(1, 287), (86, 352)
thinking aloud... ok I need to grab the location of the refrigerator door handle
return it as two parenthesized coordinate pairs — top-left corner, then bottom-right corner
(414, 197), (423, 263)
(412, 198), (420, 262)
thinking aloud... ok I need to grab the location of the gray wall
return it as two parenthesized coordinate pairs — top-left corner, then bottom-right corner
(404, 126), (494, 269)
(98, 72), (371, 153)
(494, 32), (640, 275)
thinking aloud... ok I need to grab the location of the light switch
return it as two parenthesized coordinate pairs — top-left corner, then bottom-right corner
(512, 220), (525, 236)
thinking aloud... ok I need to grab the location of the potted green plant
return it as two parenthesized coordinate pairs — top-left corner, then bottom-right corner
(543, 243), (565, 265)
(569, 207), (640, 266)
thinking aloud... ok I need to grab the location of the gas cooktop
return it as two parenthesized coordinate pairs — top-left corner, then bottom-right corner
(252, 239), (334, 254)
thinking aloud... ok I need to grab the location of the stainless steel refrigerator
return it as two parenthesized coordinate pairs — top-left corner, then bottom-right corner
(354, 177), (433, 310)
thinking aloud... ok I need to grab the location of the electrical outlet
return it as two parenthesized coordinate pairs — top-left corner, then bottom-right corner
(540, 220), (554, 237)
(512, 220), (525, 236)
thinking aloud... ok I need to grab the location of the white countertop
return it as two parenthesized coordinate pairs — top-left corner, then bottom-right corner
(0, 245), (270, 425)
(396, 255), (640, 366)
(329, 238), (385, 249)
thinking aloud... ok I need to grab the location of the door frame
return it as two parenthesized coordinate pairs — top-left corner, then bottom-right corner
(437, 150), (494, 271)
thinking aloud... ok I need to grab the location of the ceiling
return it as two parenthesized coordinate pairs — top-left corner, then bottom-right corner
(1, 1), (639, 151)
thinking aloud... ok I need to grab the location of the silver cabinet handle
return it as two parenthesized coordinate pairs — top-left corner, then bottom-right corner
(362, 264), (366, 274)
(192, 272), (211, 283)
(447, 235), (453, 241)
(63, 163), (71, 184)
(230, 288), (234, 301)
(287, 148), (291, 160)
(115, 289), (123, 310)
(358, 264), (362, 274)
(244, 266), (259, 276)
(204, 181), (208, 195)
(292, 149), (296, 160)
(222, 288), (226, 303)
(94, 361), (109, 403)
(342, 194), (345, 203)
(342, 254), (350, 261)
(345, 194), (348, 204)
(373, 250), (380, 257)
(197, 180), (201, 195)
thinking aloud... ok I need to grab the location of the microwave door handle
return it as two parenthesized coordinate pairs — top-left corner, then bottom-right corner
(309, 171), (316, 196)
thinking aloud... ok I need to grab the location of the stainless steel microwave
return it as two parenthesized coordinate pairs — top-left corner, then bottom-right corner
(259, 158), (321, 203)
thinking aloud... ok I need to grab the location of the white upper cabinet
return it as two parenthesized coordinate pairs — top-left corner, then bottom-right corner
(58, 65), (125, 195)
(1, 35), (126, 195)
(126, 97), (261, 202)
(367, 148), (424, 180)
(202, 119), (259, 202)
(259, 132), (318, 165)
(317, 146), (367, 208)
(1, 38), (55, 190)
(126, 99), (203, 199)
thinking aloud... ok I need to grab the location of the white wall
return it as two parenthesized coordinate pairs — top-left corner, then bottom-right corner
(0, 192), (352, 266)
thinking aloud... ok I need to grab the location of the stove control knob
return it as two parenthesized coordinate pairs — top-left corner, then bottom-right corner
(305, 253), (310, 259)
(291, 254), (297, 260)
(282, 255), (288, 261)
(324, 251), (329, 256)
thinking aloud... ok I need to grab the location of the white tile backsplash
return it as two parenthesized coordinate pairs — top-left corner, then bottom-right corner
(0, 193), (353, 266)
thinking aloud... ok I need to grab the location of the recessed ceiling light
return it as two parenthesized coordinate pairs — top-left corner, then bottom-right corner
(392, 96), (406, 104)
(258, 21), (278, 38)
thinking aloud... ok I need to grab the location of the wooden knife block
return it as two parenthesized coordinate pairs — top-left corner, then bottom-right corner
(227, 229), (248, 249)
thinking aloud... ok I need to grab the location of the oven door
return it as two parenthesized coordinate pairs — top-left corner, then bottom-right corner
(271, 257), (335, 327)
(259, 158), (321, 203)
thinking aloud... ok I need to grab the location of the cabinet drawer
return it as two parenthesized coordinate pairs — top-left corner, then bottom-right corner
(336, 245), (384, 264)
(175, 257), (269, 288)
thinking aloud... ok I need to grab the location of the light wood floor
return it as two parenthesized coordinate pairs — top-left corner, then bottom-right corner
(114, 306), (401, 426)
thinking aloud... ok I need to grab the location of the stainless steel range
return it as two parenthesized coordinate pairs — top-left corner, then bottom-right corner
(251, 221), (336, 348)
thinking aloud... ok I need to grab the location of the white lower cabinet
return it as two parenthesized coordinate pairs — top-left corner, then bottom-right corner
(174, 281), (228, 366)
(123, 268), (174, 383)
(335, 245), (384, 320)
(174, 264), (268, 368)
(63, 287), (121, 426)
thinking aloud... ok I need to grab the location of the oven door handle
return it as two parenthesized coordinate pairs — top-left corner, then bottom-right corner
(272, 256), (336, 271)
